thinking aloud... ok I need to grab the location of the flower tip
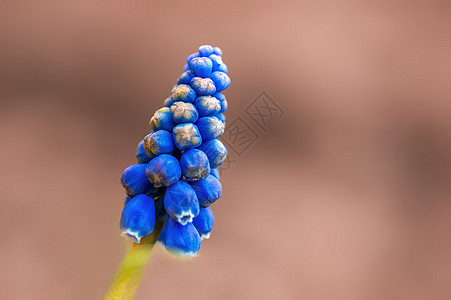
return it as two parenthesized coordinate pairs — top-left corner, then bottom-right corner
(120, 229), (143, 243)
(200, 232), (211, 240)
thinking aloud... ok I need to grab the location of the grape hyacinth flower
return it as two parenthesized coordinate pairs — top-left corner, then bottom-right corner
(106, 45), (231, 300)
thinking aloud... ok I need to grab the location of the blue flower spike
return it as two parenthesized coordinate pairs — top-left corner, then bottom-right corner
(120, 194), (156, 243)
(193, 207), (214, 240)
(164, 181), (200, 225)
(119, 45), (230, 260)
(158, 218), (201, 258)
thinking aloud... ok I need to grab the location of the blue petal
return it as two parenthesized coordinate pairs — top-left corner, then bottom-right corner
(120, 194), (156, 243)
(193, 207), (214, 240)
(158, 218), (201, 258)
(164, 181), (200, 225)
(189, 174), (222, 207)
(121, 164), (154, 196)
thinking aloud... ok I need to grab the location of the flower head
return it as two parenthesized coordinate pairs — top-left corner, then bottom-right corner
(119, 45), (230, 257)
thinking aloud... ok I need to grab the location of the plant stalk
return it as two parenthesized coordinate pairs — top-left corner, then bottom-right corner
(104, 220), (164, 300)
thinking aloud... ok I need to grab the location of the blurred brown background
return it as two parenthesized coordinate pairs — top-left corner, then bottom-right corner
(1, 1), (451, 299)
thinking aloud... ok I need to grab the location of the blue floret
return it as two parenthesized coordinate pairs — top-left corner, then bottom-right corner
(189, 57), (213, 78)
(170, 84), (196, 103)
(172, 123), (202, 150)
(197, 139), (228, 168)
(120, 194), (155, 243)
(145, 154), (181, 187)
(164, 180), (200, 225)
(198, 45), (214, 57)
(196, 116), (225, 141)
(209, 71), (230, 92)
(190, 77), (216, 96)
(158, 218), (201, 258)
(121, 163), (154, 196)
(177, 70), (196, 85)
(193, 207), (214, 240)
(144, 130), (175, 155)
(151, 107), (176, 132)
(136, 140), (152, 163)
(194, 96), (221, 117)
(180, 149), (210, 181)
(170, 102), (199, 124)
(189, 174), (222, 207)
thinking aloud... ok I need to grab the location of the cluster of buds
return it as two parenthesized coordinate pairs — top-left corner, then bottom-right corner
(119, 45), (230, 257)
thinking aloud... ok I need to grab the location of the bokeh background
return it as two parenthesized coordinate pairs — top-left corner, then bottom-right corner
(1, 1), (451, 299)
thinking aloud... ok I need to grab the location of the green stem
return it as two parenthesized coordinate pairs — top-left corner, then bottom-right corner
(104, 220), (164, 300)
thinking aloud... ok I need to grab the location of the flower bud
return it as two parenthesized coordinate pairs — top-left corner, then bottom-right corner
(145, 154), (181, 187)
(121, 163), (154, 196)
(170, 84), (196, 103)
(189, 57), (213, 78)
(197, 139), (227, 168)
(196, 116), (225, 141)
(170, 102), (199, 124)
(144, 130), (175, 155)
(164, 181), (200, 225)
(172, 123), (202, 150)
(194, 96), (221, 117)
(190, 77), (216, 96)
(180, 149), (210, 181)
(210, 71), (230, 92)
(193, 207), (214, 240)
(189, 174), (222, 207)
(120, 194), (155, 243)
(158, 218), (201, 258)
